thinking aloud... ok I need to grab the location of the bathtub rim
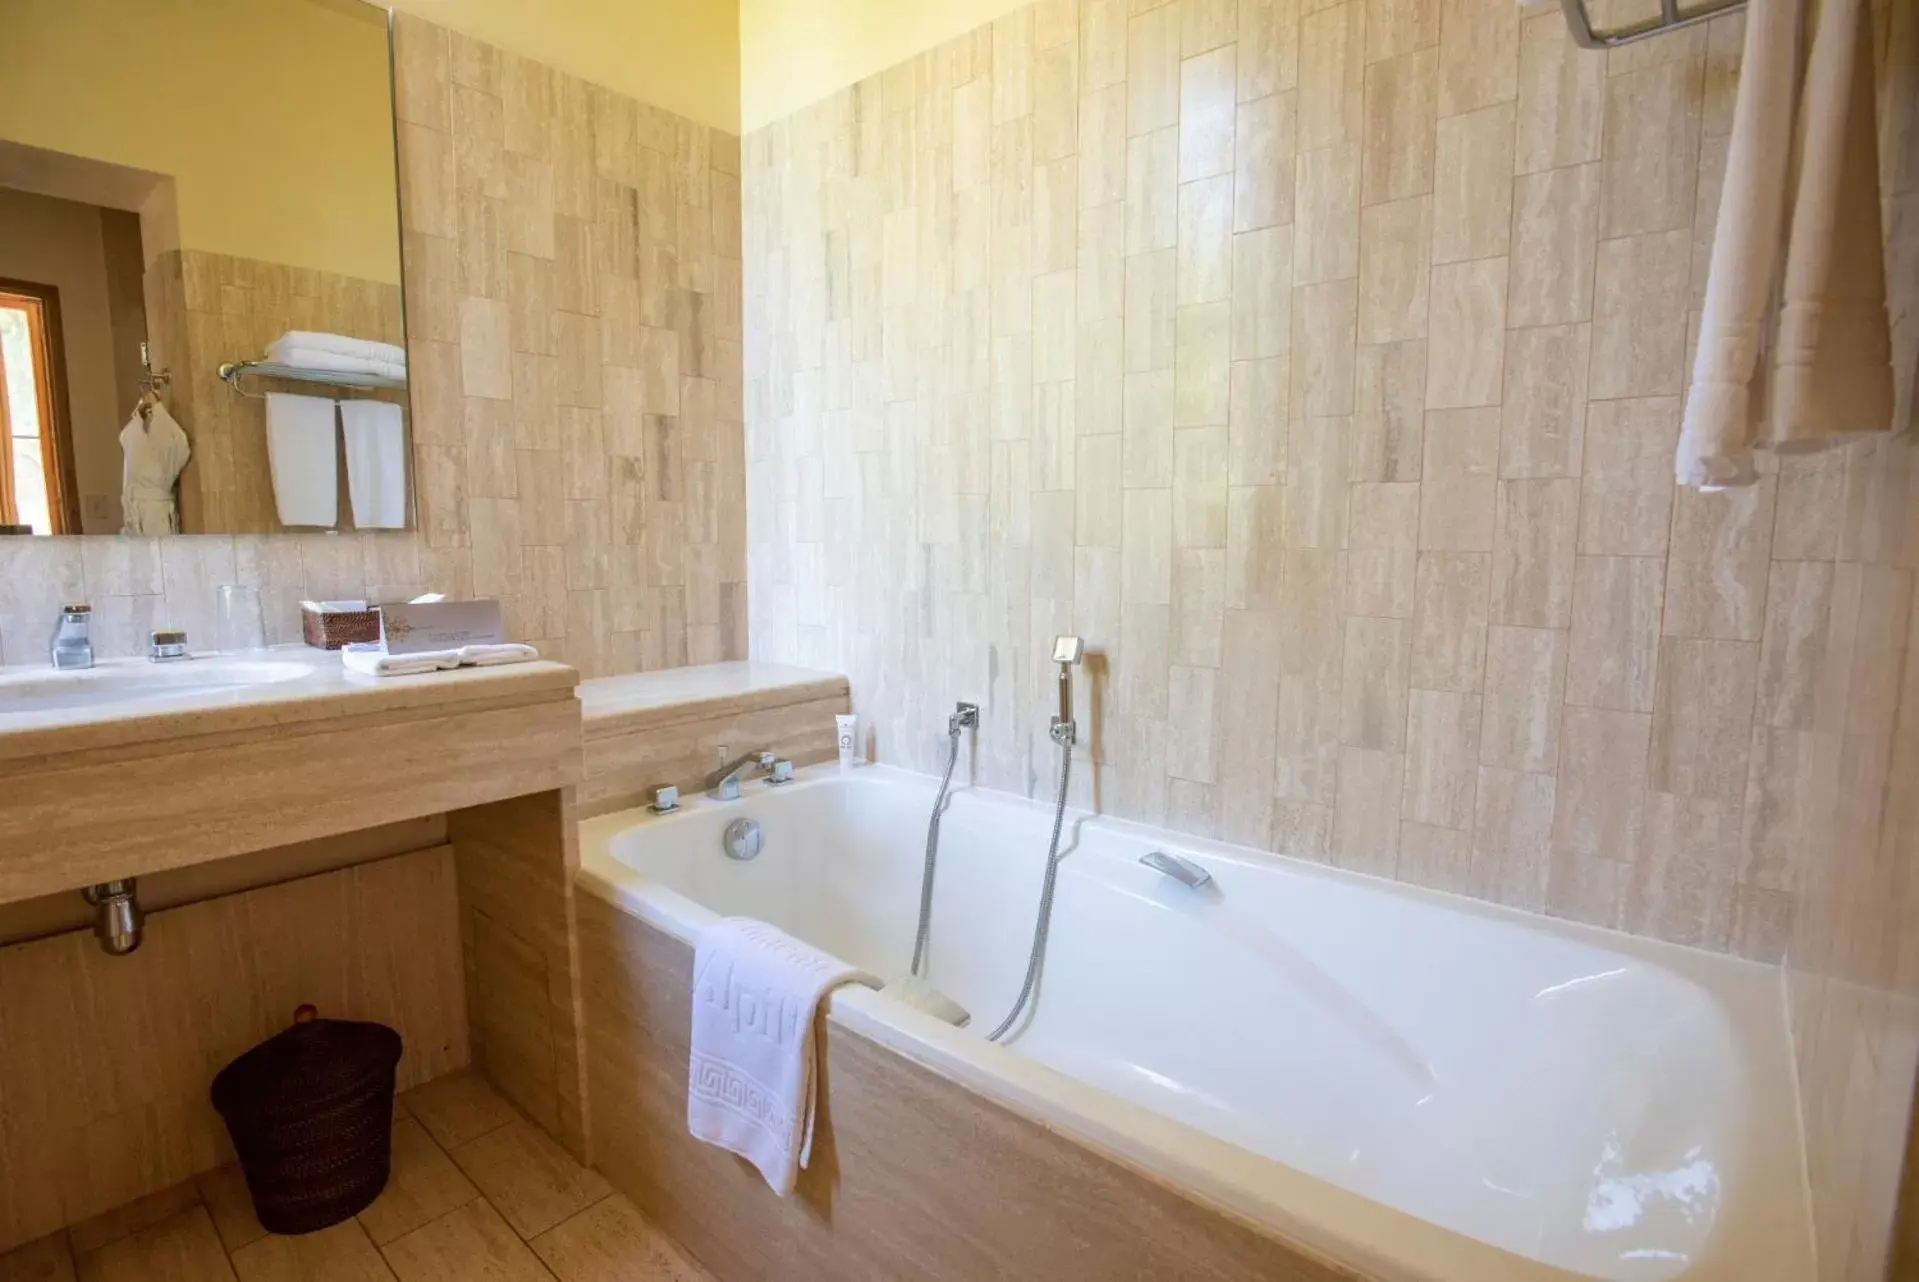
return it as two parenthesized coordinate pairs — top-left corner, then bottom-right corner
(575, 762), (1812, 1282)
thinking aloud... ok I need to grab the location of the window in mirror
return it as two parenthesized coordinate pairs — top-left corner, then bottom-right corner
(0, 0), (411, 537)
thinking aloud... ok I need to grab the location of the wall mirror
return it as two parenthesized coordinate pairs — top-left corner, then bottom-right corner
(0, 0), (411, 537)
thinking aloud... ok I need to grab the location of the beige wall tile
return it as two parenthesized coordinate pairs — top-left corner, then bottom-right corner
(1298, 3), (1365, 150)
(1424, 257), (1507, 409)
(1361, 50), (1439, 205)
(1514, 13), (1605, 173)
(1128, 4), (1183, 134)
(1283, 416), (1352, 547)
(1126, 128), (1182, 256)
(1566, 555), (1664, 713)
(1239, 0), (1302, 99)
(1357, 196), (1433, 343)
(1365, 0), (1440, 61)
(1625, 792), (1739, 950)
(1341, 616), (1413, 749)
(1481, 624), (1567, 773)
(1235, 94), (1299, 231)
(1435, 0), (1518, 117)
(1180, 46), (1239, 180)
(1599, 59), (1702, 240)
(1418, 407), (1500, 551)
(1216, 608), (1286, 842)
(1649, 636), (1759, 802)
(1351, 340), (1427, 481)
(1664, 478), (1774, 642)
(1333, 746), (1406, 874)
(1232, 227), (1294, 359)
(1491, 477), (1579, 629)
(1229, 357), (1290, 484)
(1507, 163), (1600, 328)
(1177, 178), (1236, 304)
(1471, 764), (1555, 908)
(1578, 396), (1678, 556)
(1411, 551), (1491, 691)
(1404, 688), (1482, 829)
(1398, 822), (1473, 893)
(1174, 302), (1233, 425)
(1588, 229), (1692, 399)
(1499, 323), (1589, 479)
(1552, 704), (1651, 865)
(1293, 145), (1363, 284)
(1431, 103), (1515, 264)
(1292, 281), (1360, 417)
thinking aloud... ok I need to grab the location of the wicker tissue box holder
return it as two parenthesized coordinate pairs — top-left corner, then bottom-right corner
(301, 603), (382, 650)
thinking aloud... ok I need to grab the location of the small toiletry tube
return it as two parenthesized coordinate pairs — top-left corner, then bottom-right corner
(836, 714), (859, 773)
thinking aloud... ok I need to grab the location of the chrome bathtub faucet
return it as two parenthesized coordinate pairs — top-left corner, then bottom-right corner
(706, 748), (791, 800)
(49, 604), (94, 670)
(1140, 850), (1213, 890)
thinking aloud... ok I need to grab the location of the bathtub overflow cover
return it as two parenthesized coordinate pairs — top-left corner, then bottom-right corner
(723, 818), (764, 862)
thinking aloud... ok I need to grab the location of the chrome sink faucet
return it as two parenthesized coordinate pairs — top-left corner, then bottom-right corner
(49, 604), (94, 670)
(708, 749), (777, 801)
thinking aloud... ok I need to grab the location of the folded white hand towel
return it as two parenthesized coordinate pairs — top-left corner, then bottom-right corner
(264, 393), (338, 528)
(341, 642), (539, 678)
(339, 400), (408, 528)
(267, 345), (408, 380)
(688, 919), (874, 1195)
(272, 331), (407, 366)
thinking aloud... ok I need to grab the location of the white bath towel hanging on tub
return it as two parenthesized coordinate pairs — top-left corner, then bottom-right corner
(688, 917), (875, 1195)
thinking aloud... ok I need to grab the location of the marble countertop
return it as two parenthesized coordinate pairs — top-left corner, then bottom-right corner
(580, 660), (847, 729)
(0, 647), (579, 765)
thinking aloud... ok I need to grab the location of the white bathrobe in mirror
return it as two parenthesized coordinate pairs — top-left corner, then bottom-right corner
(119, 402), (190, 535)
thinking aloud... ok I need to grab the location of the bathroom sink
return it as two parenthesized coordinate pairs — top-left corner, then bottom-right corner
(0, 656), (317, 715)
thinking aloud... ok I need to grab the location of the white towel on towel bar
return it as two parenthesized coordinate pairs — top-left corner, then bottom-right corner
(339, 400), (408, 528)
(264, 393), (338, 528)
(270, 331), (407, 366)
(688, 918), (875, 1195)
(267, 346), (408, 381)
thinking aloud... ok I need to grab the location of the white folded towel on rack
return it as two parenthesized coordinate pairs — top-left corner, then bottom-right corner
(271, 331), (407, 366)
(266, 345), (408, 381)
(688, 918), (875, 1196)
(339, 400), (408, 529)
(340, 641), (540, 678)
(264, 393), (338, 528)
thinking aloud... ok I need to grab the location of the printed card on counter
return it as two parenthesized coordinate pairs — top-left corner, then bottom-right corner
(379, 599), (506, 654)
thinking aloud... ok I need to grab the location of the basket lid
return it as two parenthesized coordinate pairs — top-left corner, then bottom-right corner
(211, 1017), (403, 1125)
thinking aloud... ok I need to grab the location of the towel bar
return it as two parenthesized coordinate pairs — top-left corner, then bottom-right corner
(1559, 0), (1744, 47)
(218, 359), (408, 399)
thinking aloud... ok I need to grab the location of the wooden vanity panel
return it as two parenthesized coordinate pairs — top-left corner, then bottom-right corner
(577, 894), (1360, 1282)
(450, 790), (591, 1166)
(0, 689), (581, 904)
(0, 845), (466, 1255)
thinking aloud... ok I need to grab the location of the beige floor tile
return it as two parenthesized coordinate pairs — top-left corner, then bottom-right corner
(76, 1207), (236, 1282)
(0, 1233), (75, 1282)
(529, 1196), (710, 1282)
(230, 1221), (394, 1282)
(449, 1121), (610, 1240)
(66, 1185), (201, 1258)
(398, 1072), (519, 1150)
(358, 1120), (481, 1246)
(195, 1166), (266, 1257)
(380, 1201), (554, 1282)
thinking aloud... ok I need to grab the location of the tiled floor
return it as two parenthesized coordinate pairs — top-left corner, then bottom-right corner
(0, 1072), (713, 1282)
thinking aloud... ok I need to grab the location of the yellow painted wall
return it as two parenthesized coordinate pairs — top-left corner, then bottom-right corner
(739, 0), (1032, 131)
(386, 0), (743, 133)
(0, 0), (400, 283)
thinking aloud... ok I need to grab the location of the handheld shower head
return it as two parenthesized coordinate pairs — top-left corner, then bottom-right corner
(1050, 636), (1084, 743)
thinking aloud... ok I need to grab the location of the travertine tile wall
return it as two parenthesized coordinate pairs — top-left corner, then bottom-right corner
(0, 14), (747, 678)
(742, 0), (1917, 953)
(742, 0), (1919, 1274)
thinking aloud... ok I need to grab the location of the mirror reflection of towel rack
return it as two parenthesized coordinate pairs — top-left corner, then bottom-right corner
(217, 359), (408, 399)
(1559, 0), (1745, 48)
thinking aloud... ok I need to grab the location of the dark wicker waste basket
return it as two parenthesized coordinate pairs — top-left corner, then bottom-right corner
(210, 1008), (404, 1235)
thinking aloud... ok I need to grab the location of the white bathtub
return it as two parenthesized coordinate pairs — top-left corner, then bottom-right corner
(577, 763), (1813, 1282)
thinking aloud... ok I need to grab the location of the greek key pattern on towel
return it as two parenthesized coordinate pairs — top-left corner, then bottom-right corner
(689, 1048), (797, 1154)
